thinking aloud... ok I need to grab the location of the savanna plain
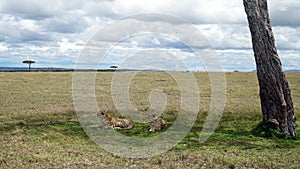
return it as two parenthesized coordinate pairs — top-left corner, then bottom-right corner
(0, 72), (299, 169)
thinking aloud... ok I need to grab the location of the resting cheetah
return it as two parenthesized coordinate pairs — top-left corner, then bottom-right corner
(149, 117), (166, 132)
(98, 111), (133, 130)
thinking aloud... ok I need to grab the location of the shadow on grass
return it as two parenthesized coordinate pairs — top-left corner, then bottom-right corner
(176, 119), (300, 151)
(1, 110), (299, 151)
(0, 110), (88, 139)
(252, 121), (288, 139)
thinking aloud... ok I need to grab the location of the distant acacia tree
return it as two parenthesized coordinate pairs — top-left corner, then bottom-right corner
(22, 60), (36, 71)
(244, 0), (296, 136)
(110, 65), (118, 71)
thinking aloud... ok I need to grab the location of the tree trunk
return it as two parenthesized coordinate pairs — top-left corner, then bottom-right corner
(29, 63), (31, 72)
(243, 0), (296, 136)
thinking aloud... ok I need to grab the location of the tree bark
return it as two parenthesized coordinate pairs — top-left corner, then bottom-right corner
(243, 0), (296, 136)
(29, 63), (31, 72)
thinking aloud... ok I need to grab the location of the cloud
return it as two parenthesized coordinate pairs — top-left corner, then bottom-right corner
(269, 0), (300, 26)
(273, 26), (300, 50)
(0, 0), (299, 71)
(0, 0), (118, 20)
(197, 24), (252, 50)
(58, 38), (85, 52)
(216, 49), (256, 71)
(82, 0), (117, 17)
(197, 24), (300, 52)
(278, 50), (300, 70)
(0, 15), (53, 43)
(41, 16), (89, 34)
(110, 0), (246, 24)
(1, 0), (299, 25)
(0, 43), (8, 51)
(1, 0), (60, 19)
(0, 0), (247, 24)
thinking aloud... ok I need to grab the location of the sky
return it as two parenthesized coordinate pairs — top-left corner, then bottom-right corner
(0, 0), (299, 71)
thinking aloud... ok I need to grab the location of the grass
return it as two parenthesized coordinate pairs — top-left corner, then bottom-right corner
(0, 72), (300, 168)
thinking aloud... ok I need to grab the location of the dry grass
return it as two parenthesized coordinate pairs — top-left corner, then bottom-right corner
(0, 72), (299, 168)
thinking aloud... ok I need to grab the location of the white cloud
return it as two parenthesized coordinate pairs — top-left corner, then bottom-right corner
(197, 24), (252, 50)
(41, 16), (89, 34)
(273, 26), (300, 50)
(0, 14), (52, 43)
(0, 0), (299, 25)
(0, 0), (299, 70)
(110, 0), (246, 24)
(0, 43), (8, 51)
(1, 0), (61, 19)
(278, 50), (300, 70)
(19, 19), (40, 31)
(58, 38), (85, 52)
(216, 49), (256, 72)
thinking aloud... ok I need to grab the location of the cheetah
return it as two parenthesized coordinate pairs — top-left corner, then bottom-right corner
(97, 111), (133, 130)
(149, 117), (166, 132)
